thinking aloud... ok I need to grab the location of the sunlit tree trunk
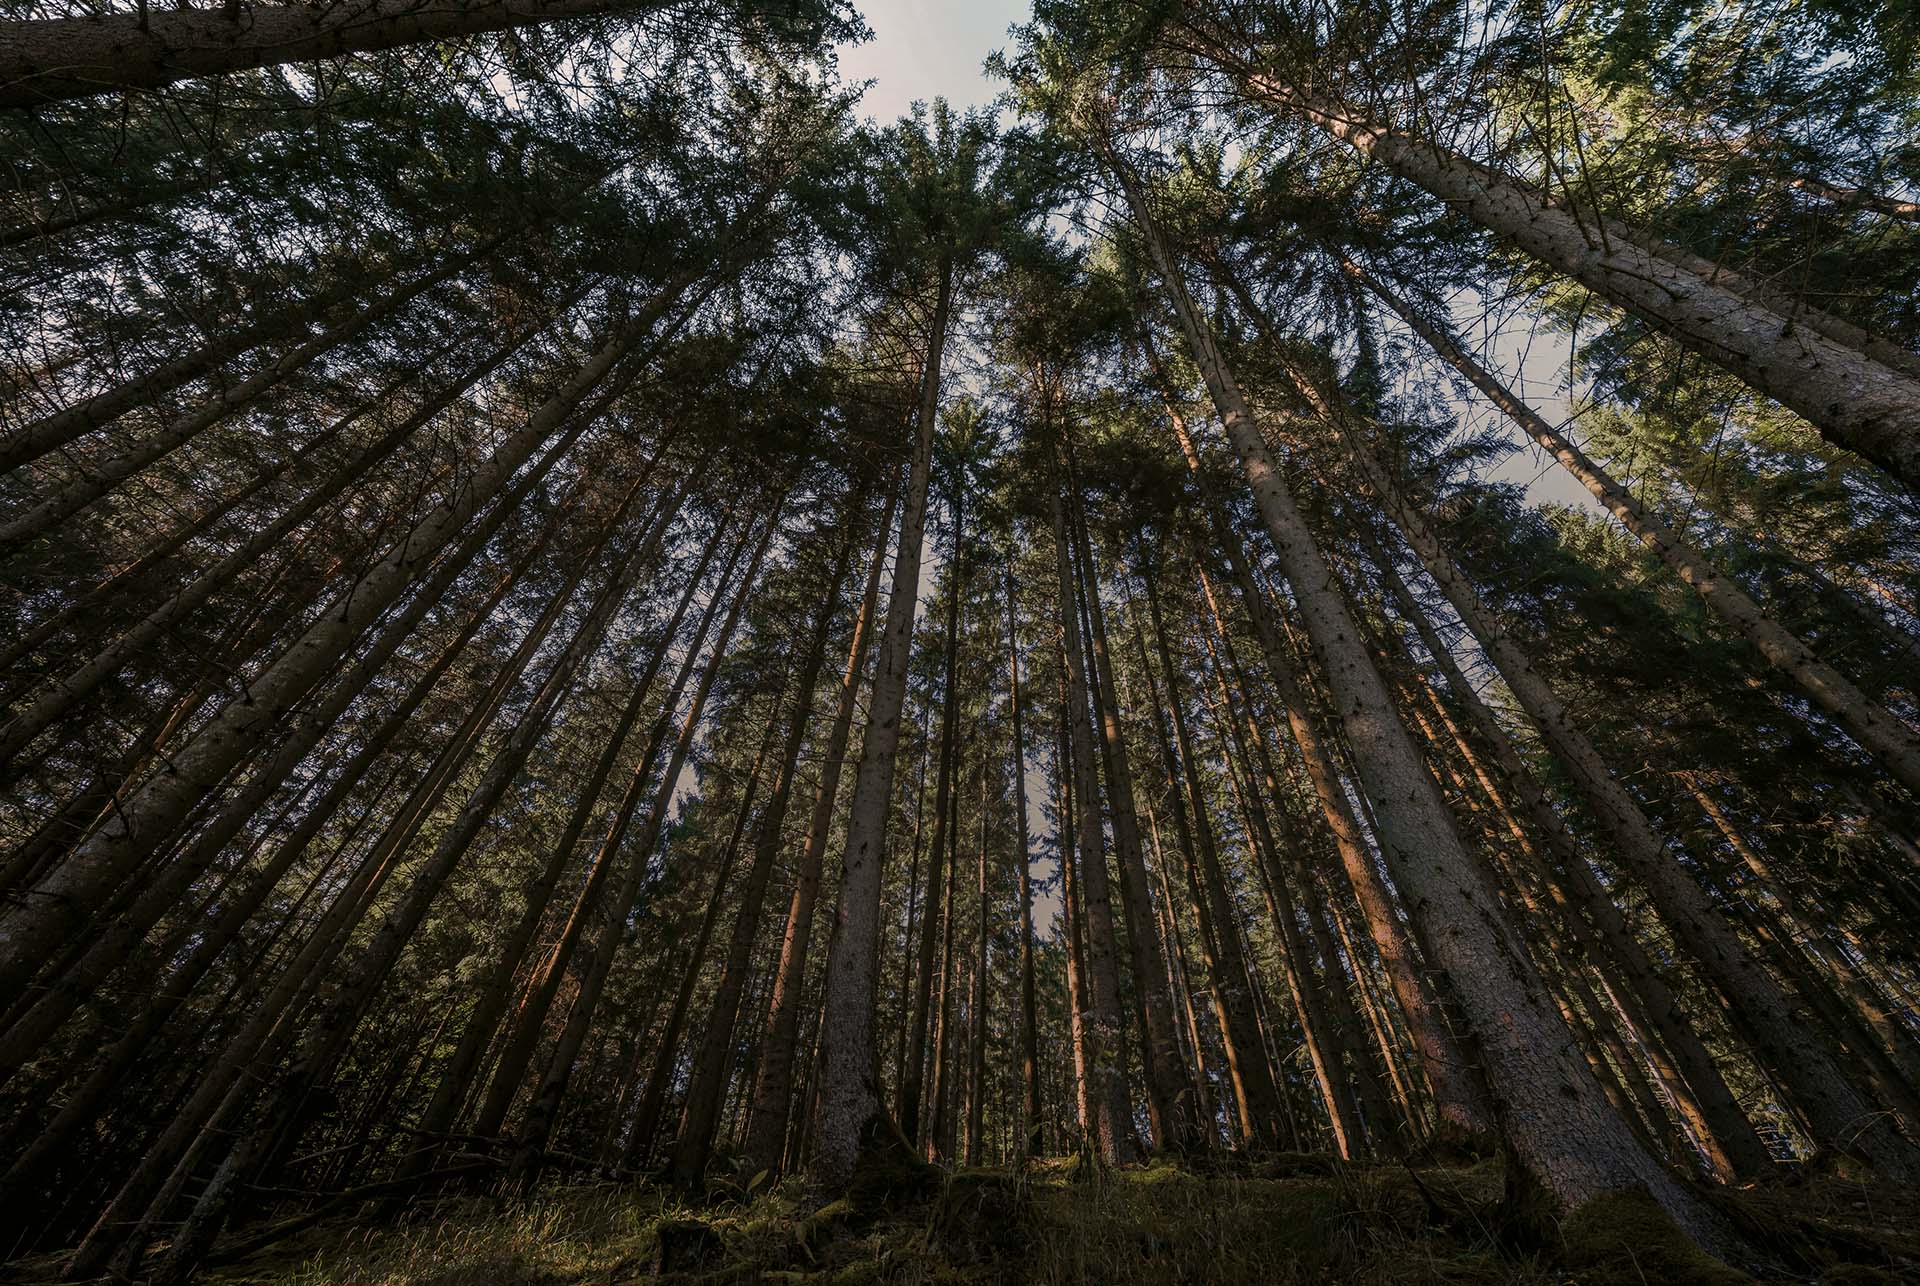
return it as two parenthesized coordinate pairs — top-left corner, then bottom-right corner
(1113, 152), (1721, 1236)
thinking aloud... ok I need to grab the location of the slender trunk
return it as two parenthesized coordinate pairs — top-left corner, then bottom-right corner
(1346, 261), (1920, 793)
(746, 475), (897, 1175)
(1006, 558), (1044, 1159)
(900, 493), (963, 1144)
(0, 279), (361, 473)
(1049, 483), (1138, 1164)
(395, 482), (712, 1184)
(669, 494), (863, 1187)
(1067, 483), (1194, 1150)
(151, 471), (674, 1280)
(627, 720), (780, 1170)
(1139, 560), (1288, 1149)
(1150, 387), (1495, 1143)
(0, 249), (482, 545)
(0, 303), (575, 760)
(965, 764), (990, 1166)
(813, 252), (951, 1188)
(1057, 702), (1095, 1141)
(502, 510), (775, 1183)
(1115, 154), (1718, 1233)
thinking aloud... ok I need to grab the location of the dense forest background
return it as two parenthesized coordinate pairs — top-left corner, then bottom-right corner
(1, 0), (1918, 1280)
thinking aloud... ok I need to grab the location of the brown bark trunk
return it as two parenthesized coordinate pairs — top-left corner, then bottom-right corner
(1113, 152), (1718, 1237)
(668, 492), (863, 1187)
(1049, 483), (1138, 1164)
(0, 0), (675, 106)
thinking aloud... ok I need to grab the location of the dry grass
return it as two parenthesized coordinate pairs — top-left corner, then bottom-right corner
(193, 1158), (1920, 1285)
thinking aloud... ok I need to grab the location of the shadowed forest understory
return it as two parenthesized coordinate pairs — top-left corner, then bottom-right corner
(3, 0), (1919, 1280)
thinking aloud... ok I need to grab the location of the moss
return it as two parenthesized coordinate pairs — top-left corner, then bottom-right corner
(1557, 1188), (1751, 1286)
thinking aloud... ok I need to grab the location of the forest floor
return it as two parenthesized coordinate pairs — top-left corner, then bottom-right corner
(174, 1149), (1920, 1285)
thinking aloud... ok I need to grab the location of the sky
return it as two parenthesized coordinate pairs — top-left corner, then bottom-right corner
(834, 0), (1028, 124)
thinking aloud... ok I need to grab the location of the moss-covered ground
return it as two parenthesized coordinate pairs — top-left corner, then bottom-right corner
(160, 1153), (1920, 1284)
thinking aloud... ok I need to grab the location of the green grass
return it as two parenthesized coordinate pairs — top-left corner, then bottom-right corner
(194, 1156), (1920, 1285)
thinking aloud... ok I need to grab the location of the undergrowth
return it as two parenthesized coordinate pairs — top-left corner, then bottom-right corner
(184, 1157), (1920, 1285)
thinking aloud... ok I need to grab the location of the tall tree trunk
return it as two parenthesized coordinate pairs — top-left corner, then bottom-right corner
(1049, 483), (1138, 1164)
(394, 482), (714, 1186)
(150, 468), (680, 1281)
(1172, 32), (1920, 487)
(900, 491), (964, 1146)
(0, 0), (678, 106)
(745, 473), (897, 1176)
(1056, 698), (1095, 1142)
(1344, 260), (1920, 794)
(1005, 558), (1044, 1160)
(0, 248), (482, 546)
(813, 251), (953, 1187)
(1112, 153), (1719, 1236)
(626, 718), (781, 1171)
(0, 301), (578, 764)
(669, 492), (865, 1187)
(1150, 387), (1496, 1144)
(1067, 482), (1195, 1150)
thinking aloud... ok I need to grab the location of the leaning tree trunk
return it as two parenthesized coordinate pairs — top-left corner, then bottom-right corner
(0, 270), (707, 995)
(0, 0), (676, 107)
(1344, 260), (1920, 794)
(1328, 392), (1920, 1181)
(1372, 552), (1776, 1182)
(813, 252), (950, 1189)
(503, 510), (773, 1185)
(150, 465), (679, 1281)
(668, 490), (864, 1187)
(1112, 149), (1723, 1240)
(1172, 29), (1920, 488)
(0, 246), (484, 547)
(625, 722), (780, 1171)
(1154, 388), (1496, 1144)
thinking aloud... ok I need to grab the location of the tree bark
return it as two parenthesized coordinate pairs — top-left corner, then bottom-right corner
(813, 252), (950, 1189)
(0, 0), (675, 107)
(1345, 260), (1920, 794)
(668, 490), (863, 1187)
(1113, 151), (1720, 1237)
(744, 472), (897, 1176)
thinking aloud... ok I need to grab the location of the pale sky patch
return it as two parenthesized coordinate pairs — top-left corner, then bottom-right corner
(835, 0), (1027, 124)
